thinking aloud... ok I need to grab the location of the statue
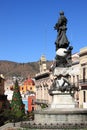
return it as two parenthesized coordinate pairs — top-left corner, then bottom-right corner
(49, 11), (75, 93)
(50, 75), (71, 92)
(54, 11), (69, 50)
(54, 11), (73, 67)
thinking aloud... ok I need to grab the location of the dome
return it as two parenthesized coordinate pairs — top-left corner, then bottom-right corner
(28, 78), (35, 85)
(24, 78), (35, 85)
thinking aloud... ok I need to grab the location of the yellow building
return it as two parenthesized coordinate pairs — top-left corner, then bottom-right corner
(20, 78), (35, 95)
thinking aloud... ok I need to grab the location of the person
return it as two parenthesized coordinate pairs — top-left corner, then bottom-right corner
(54, 11), (69, 50)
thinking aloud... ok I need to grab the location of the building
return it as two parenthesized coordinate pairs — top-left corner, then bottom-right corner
(4, 78), (14, 91)
(79, 47), (87, 108)
(4, 77), (36, 112)
(28, 96), (36, 112)
(34, 55), (52, 110)
(20, 77), (36, 112)
(65, 52), (79, 109)
(0, 74), (9, 111)
(20, 77), (35, 95)
(70, 47), (87, 108)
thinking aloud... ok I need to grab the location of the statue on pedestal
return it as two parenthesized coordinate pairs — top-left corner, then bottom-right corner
(49, 11), (76, 93)
(54, 11), (73, 67)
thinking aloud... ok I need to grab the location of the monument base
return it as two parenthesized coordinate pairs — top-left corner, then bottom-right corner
(50, 91), (77, 109)
(34, 108), (87, 125)
(34, 91), (85, 125)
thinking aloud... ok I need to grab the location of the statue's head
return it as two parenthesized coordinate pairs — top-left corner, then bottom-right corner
(60, 11), (64, 16)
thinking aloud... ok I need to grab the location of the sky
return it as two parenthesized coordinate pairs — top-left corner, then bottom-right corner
(0, 0), (87, 63)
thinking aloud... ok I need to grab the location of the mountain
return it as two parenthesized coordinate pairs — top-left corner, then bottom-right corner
(0, 60), (52, 78)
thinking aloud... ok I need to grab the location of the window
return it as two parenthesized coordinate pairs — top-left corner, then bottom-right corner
(83, 68), (86, 82)
(30, 87), (32, 90)
(77, 75), (79, 86)
(73, 76), (75, 85)
(83, 91), (86, 102)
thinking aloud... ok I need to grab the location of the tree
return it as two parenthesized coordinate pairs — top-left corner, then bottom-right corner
(10, 80), (25, 121)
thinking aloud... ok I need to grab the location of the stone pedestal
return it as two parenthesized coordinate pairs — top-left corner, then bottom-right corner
(50, 91), (77, 109)
(34, 108), (87, 125)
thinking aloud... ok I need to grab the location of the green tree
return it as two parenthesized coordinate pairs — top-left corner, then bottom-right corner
(10, 80), (25, 121)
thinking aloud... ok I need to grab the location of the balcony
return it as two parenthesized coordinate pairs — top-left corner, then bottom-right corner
(79, 79), (87, 85)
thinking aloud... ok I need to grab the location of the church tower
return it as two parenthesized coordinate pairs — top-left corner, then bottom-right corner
(39, 55), (47, 73)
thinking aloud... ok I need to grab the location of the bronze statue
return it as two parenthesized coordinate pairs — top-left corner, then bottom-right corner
(54, 11), (69, 50)
(54, 11), (73, 67)
(49, 11), (76, 94)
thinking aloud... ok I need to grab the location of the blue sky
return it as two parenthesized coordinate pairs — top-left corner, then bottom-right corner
(0, 0), (87, 63)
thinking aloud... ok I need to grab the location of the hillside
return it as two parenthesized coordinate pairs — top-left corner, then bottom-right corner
(0, 60), (52, 78)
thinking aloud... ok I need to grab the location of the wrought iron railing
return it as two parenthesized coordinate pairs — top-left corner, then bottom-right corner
(79, 79), (87, 84)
